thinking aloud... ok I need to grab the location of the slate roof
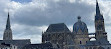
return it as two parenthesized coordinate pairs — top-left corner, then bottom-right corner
(46, 23), (70, 32)
(0, 43), (11, 48)
(0, 45), (10, 48)
(86, 40), (110, 46)
(0, 39), (31, 49)
(22, 42), (59, 49)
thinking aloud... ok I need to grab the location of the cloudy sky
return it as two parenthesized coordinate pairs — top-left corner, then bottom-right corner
(0, 0), (111, 44)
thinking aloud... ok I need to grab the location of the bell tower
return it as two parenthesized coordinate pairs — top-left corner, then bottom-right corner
(95, 0), (107, 41)
(3, 12), (13, 40)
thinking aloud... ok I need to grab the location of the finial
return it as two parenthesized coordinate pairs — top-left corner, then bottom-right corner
(78, 16), (81, 20)
(78, 16), (81, 21)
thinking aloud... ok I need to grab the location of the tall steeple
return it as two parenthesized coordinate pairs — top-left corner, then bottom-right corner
(95, 0), (108, 42)
(3, 12), (13, 40)
(95, 0), (105, 32)
(95, 0), (104, 21)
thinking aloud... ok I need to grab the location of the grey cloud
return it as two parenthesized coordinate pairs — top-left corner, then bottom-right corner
(12, 0), (95, 26)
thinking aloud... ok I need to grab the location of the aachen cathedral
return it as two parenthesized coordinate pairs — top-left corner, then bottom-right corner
(42, 0), (111, 49)
(1, 0), (111, 49)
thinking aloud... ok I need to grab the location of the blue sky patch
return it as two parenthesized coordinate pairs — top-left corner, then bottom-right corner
(11, 0), (32, 3)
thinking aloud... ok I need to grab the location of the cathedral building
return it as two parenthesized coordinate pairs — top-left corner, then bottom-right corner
(0, 0), (111, 49)
(42, 0), (111, 49)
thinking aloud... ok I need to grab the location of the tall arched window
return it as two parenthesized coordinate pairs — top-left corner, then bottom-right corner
(80, 41), (82, 44)
(86, 41), (87, 43)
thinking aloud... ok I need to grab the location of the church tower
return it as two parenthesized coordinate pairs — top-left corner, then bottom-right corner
(95, 0), (107, 41)
(3, 12), (13, 40)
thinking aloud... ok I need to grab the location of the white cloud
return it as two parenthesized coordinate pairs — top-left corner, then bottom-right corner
(11, 0), (95, 26)
(11, 23), (48, 43)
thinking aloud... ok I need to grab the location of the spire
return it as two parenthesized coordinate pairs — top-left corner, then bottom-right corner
(3, 12), (13, 40)
(95, 0), (104, 21)
(96, 0), (100, 15)
(6, 12), (11, 30)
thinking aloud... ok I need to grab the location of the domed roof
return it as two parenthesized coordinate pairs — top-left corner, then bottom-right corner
(73, 16), (88, 33)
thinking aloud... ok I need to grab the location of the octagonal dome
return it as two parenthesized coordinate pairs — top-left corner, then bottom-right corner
(73, 16), (88, 33)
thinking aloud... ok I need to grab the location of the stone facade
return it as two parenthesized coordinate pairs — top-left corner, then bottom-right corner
(42, 22), (89, 49)
(42, 0), (111, 49)
(42, 23), (74, 49)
